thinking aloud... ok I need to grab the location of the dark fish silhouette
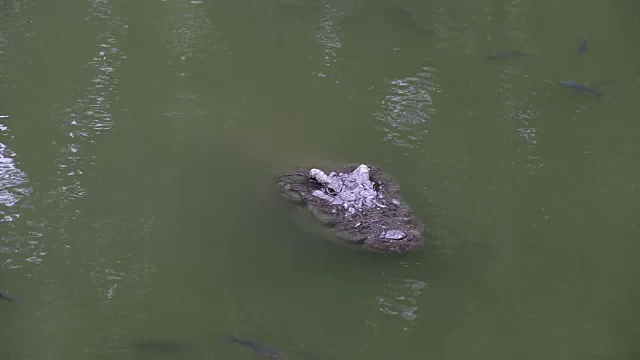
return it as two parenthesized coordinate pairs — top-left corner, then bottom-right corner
(389, 6), (413, 18)
(578, 35), (588, 55)
(219, 336), (287, 360)
(487, 50), (529, 60)
(561, 80), (611, 100)
(0, 291), (22, 304)
(385, 6), (431, 36)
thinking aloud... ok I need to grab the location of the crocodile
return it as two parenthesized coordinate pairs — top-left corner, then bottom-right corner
(277, 164), (424, 254)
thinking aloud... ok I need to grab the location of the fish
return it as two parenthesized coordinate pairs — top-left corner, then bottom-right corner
(385, 6), (431, 36)
(578, 35), (588, 55)
(560, 80), (611, 100)
(389, 6), (414, 18)
(487, 50), (529, 60)
(218, 336), (288, 360)
(0, 291), (22, 304)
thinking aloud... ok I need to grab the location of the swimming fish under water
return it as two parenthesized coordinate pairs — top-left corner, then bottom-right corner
(0, 291), (22, 304)
(389, 5), (413, 18)
(385, 6), (431, 36)
(560, 80), (611, 100)
(218, 336), (288, 360)
(578, 35), (588, 55)
(487, 50), (529, 60)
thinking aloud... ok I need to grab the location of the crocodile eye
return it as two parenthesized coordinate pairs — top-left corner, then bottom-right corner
(373, 182), (382, 192)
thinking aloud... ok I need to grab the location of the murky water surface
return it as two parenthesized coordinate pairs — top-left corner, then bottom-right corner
(1, 0), (639, 359)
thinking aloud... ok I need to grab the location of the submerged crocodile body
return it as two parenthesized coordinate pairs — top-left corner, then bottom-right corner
(277, 164), (424, 254)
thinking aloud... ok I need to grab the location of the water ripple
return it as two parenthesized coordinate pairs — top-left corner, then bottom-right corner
(315, 3), (343, 69)
(0, 4), (36, 267)
(0, 121), (31, 216)
(375, 278), (428, 322)
(52, 0), (126, 202)
(160, 0), (220, 143)
(2, 0), (129, 269)
(163, 0), (214, 69)
(499, 67), (544, 175)
(512, 105), (543, 175)
(376, 67), (436, 148)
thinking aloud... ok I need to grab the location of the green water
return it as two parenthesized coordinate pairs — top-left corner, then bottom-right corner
(1, 0), (639, 359)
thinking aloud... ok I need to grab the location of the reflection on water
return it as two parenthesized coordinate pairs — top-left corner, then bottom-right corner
(0, 1), (638, 359)
(497, 65), (544, 175)
(0, 0), (30, 231)
(0, 124), (30, 212)
(52, 3), (126, 203)
(163, 0), (213, 67)
(7, 0), (131, 269)
(377, 66), (436, 149)
(514, 105), (543, 175)
(0, 0), (24, 20)
(375, 278), (427, 322)
(0, 139), (30, 264)
(163, 0), (240, 143)
(0, 120), (32, 268)
(315, 3), (343, 71)
(0, 0), (128, 268)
